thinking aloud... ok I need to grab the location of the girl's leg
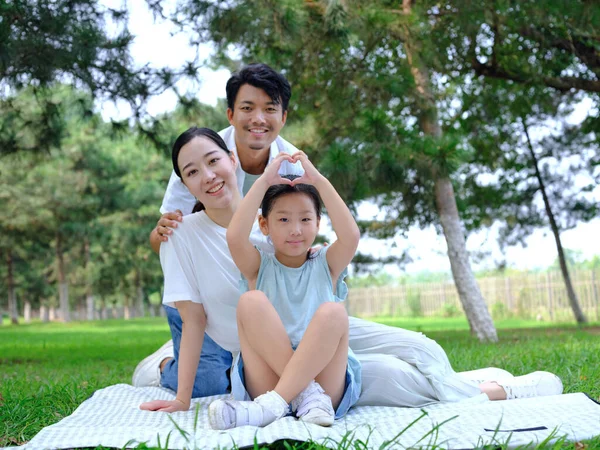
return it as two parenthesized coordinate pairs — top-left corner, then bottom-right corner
(236, 290), (294, 399)
(209, 300), (349, 430)
(208, 291), (292, 430)
(276, 302), (349, 407)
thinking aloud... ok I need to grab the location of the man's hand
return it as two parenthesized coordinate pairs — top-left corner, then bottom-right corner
(150, 210), (183, 253)
(139, 398), (190, 413)
(156, 210), (183, 241)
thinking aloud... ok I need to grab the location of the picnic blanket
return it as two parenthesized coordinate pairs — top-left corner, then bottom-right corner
(18, 384), (600, 449)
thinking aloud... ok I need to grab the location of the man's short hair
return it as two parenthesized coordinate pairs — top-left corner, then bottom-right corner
(226, 63), (291, 114)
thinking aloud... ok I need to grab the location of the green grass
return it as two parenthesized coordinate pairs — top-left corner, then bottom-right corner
(1, 317), (599, 449)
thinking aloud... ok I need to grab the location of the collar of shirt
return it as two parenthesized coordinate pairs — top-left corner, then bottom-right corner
(220, 126), (282, 196)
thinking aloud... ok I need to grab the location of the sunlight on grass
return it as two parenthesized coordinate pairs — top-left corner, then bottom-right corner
(368, 316), (600, 332)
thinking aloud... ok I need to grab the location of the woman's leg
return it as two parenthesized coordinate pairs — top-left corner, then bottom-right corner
(348, 318), (562, 404)
(349, 317), (482, 403)
(135, 305), (232, 397)
(356, 353), (440, 407)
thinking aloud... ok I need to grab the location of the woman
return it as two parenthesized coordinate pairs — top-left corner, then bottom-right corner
(139, 126), (563, 413)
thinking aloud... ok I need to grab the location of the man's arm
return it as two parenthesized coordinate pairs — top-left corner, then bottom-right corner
(150, 169), (196, 253)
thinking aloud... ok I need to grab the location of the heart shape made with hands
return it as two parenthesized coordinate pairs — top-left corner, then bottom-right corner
(276, 151), (320, 186)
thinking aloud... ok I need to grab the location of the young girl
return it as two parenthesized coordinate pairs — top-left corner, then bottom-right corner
(208, 151), (362, 430)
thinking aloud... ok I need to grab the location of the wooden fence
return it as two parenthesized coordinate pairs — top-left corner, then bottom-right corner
(347, 269), (600, 321)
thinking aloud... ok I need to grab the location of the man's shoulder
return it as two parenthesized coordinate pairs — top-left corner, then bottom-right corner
(276, 135), (300, 154)
(218, 126), (234, 140)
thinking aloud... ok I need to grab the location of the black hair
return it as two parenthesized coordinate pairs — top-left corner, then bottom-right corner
(171, 127), (231, 213)
(260, 175), (322, 220)
(226, 63), (291, 115)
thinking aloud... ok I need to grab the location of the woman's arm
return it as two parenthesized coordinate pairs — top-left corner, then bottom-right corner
(139, 301), (206, 412)
(291, 152), (360, 280)
(173, 301), (207, 407)
(226, 152), (294, 281)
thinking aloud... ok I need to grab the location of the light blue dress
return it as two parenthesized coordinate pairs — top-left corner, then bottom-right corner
(231, 246), (362, 419)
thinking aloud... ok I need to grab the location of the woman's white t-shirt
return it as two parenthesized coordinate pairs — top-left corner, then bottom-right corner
(160, 211), (269, 352)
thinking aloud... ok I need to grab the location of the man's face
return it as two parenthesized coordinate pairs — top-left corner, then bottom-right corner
(227, 84), (287, 155)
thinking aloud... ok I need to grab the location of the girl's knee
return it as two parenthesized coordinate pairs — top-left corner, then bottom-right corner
(237, 290), (270, 319)
(314, 302), (348, 328)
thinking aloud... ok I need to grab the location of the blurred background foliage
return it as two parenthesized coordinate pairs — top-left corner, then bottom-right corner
(0, 0), (598, 329)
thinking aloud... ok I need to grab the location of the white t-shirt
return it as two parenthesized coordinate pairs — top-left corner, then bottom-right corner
(160, 126), (303, 215)
(160, 211), (270, 352)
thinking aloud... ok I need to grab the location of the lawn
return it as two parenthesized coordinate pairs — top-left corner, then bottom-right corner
(1, 317), (599, 449)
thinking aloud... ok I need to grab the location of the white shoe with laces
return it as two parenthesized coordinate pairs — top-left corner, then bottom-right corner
(208, 390), (288, 430)
(459, 367), (514, 384)
(132, 340), (173, 387)
(291, 380), (335, 427)
(498, 371), (563, 400)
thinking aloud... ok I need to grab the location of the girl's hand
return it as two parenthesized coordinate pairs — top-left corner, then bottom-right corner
(290, 151), (324, 186)
(262, 152), (294, 186)
(139, 398), (190, 413)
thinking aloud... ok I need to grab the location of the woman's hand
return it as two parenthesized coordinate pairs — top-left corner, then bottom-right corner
(289, 151), (324, 186)
(261, 152), (294, 186)
(139, 398), (190, 413)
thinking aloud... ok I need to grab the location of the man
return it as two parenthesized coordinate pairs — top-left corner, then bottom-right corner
(135, 63), (560, 407)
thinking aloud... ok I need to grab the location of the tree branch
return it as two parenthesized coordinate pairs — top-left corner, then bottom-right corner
(518, 25), (600, 78)
(472, 60), (600, 93)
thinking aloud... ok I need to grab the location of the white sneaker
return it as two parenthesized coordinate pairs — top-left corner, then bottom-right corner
(459, 367), (514, 384)
(291, 380), (335, 427)
(498, 371), (563, 400)
(132, 340), (174, 387)
(208, 390), (288, 430)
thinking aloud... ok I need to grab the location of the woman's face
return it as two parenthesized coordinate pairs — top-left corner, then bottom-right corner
(177, 136), (238, 210)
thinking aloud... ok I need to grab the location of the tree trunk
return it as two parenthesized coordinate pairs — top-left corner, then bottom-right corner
(24, 300), (31, 323)
(56, 233), (70, 322)
(135, 270), (145, 318)
(434, 176), (498, 340)
(7, 249), (18, 325)
(522, 120), (587, 323)
(100, 298), (107, 320)
(124, 302), (131, 320)
(40, 304), (49, 322)
(401, 0), (497, 341)
(83, 238), (95, 321)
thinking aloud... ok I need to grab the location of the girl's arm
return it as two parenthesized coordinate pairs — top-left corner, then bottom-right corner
(291, 152), (360, 281)
(226, 152), (293, 281)
(139, 301), (206, 412)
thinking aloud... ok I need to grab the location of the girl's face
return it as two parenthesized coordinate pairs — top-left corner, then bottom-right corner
(177, 136), (238, 210)
(259, 192), (320, 264)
